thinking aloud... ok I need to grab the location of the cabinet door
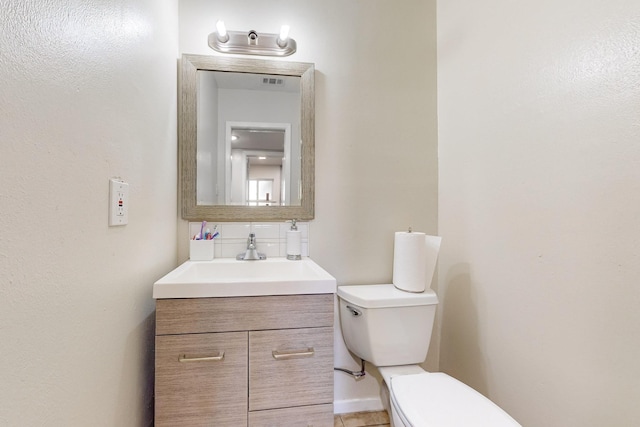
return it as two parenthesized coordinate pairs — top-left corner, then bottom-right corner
(155, 332), (248, 427)
(249, 327), (333, 411)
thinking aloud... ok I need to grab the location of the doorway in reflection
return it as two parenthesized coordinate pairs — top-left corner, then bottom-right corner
(228, 126), (289, 206)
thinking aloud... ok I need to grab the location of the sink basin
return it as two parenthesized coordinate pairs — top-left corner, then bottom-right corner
(153, 257), (337, 299)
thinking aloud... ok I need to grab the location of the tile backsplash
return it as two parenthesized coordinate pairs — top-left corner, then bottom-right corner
(188, 222), (310, 259)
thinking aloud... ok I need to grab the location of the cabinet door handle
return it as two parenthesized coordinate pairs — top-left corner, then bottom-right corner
(272, 347), (315, 360)
(178, 351), (225, 362)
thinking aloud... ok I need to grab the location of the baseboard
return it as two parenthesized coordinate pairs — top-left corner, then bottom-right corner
(333, 397), (385, 414)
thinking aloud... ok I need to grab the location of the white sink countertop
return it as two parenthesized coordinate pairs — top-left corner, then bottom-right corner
(153, 257), (337, 299)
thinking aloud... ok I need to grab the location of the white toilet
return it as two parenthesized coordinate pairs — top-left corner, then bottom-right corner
(337, 284), (521, 427)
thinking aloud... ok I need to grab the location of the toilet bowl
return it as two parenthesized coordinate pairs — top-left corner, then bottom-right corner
(337, 284), (521, 427)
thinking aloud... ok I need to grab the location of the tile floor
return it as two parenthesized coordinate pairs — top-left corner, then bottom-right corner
(334, 410), (390, 427)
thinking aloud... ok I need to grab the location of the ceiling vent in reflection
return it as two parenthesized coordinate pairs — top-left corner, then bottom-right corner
(262, 77), (284, 86)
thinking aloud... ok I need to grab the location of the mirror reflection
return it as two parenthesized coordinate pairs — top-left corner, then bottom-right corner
(196, 71), (301, 206)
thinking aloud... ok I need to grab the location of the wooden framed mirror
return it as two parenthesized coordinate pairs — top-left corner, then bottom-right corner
(180, 54), (314, 221)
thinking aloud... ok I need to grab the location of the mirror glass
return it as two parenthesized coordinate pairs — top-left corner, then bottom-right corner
(196, 70), (301, 206)
(180, 55), (314, 222)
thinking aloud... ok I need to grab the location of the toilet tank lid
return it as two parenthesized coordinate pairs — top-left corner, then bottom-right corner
(337, 284), (438, 308)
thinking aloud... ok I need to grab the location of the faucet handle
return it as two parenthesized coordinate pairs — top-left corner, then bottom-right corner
(247, 232), (257, 249)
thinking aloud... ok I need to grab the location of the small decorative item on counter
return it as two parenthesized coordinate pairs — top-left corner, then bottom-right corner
(286, 219), (302, 260)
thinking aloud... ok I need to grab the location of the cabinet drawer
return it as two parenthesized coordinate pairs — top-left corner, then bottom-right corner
(156, 294), (333, 335)
(249, 327), (333, 411)
(249, 404), (334, 427)
(155, 332), (248, 427)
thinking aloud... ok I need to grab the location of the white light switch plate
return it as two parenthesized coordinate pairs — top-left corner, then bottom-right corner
(109, 178), (129, 226)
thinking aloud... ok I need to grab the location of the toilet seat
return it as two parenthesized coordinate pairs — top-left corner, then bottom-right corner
(389, 373), (520, 427)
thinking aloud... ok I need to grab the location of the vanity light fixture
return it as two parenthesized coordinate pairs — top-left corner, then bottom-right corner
(208, 21), (297, 57)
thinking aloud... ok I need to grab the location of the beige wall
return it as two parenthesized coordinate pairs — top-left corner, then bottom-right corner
(0, 1), (178, 425)
(437, 1), (640, 426)
(1, 0), (438, 422)
(178, 0), (439, 409)
(4, 0), (638, 424)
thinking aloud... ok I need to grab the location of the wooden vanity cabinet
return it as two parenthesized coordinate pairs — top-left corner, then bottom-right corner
(155, 294), (334, 427)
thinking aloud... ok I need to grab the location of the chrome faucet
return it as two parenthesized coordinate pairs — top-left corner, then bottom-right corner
(236, 232), (267, 260)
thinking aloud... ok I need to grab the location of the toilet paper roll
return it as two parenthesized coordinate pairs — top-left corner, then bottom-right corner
(392, 232), (442, 293)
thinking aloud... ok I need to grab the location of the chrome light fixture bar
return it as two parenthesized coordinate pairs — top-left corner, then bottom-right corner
(208, 20), (297, 57)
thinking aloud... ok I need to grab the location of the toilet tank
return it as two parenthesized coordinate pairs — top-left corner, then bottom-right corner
(337, 284), (438, 367)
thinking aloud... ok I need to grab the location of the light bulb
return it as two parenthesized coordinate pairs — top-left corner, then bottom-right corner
(216, 20), (229, 42)
(277, 25), (290, 47)
(279, 25), (290, 41)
